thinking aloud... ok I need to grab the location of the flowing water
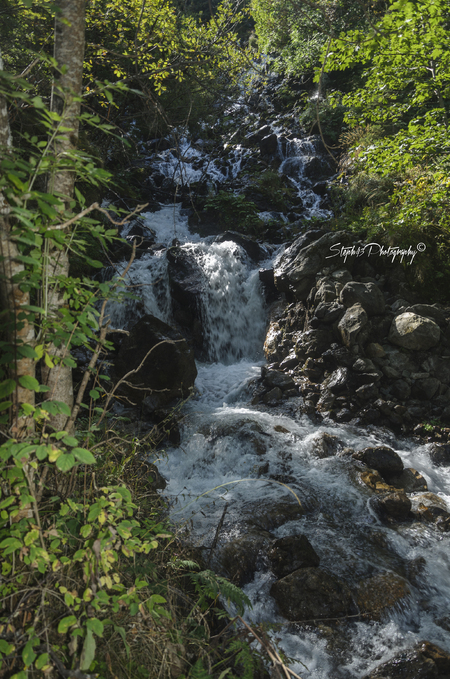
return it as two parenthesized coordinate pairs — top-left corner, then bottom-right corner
(107, 132), (450, 678)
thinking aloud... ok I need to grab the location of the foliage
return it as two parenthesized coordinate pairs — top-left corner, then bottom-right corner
(251, 0), (376, 75)
(253, 169), (294, 210)
(322, 0), (450, 298)
(204, 190), (264, 235)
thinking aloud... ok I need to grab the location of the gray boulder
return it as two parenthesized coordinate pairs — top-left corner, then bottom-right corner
(340, 281), (385, 316)
(270, 567), (354, 621)
(388, 312), (440, 350)
(338, 303), (370, 348)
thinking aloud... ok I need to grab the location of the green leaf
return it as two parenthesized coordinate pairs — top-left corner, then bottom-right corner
(73, 448), (95, 464)
(86, 618), (104, 637)
(62, 435), (78, 447)
(36, 445), (49, 460)
(0, 537), (22, 553)
(58, 615), (77, 634)
(89, 389), (100, 400)
(0, 401), (12, 412)
(80, 628), (96, 671)
(35, 653), (49, 670)
(0, 379), (16, 398)
(56, 453), (76, 471)
(22, 639), (37, 666)
(18, 375), (40, 391)
(41, 400), (71, 416)
(80, 524), (92, 537)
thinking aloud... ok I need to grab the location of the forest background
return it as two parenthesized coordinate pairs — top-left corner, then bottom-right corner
(0, 0), (449, 677)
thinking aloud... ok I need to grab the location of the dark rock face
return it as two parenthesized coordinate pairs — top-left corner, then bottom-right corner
(274, 231), (352, 300)
(259, 133), (278, 156)
(167, 246), (205, 351)
(270, 567), (355, 621)
(429, 444), (450, 467)
(362, 641), (450, 678)
(114, 314), (197, 409)
(338, 303), (370, 348)
(352, 446), (404, 480)
(371, 492), (412, 522)
(340, 281), (385, 316)
(268, 535), (320, 578)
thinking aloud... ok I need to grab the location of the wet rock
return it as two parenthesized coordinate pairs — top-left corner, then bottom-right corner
(352, 446), (404, 480)
(300, 328), (333, 358)
(390, 468), (428, 493)
(259, 133), (278, 156)
(371, 492), (412, 521)
(362, 646), (438, 678)
(167, 246), (205, 349)
(411, 493), (448, 511)
(268, 535), (320, 578)
(302, 357), (323, 382)
(412, 494), (450, 531)
(340, 281), (385, 316)
(114, 315), (197, 409)
(259, 268), (278, 302)
(248, 500), (304, 531)
(219, 529), (273, 586)
(353, 357), (377, 372)
(428, 443), (450, 467)
(356, 572), (411, 620)
(263, 386), (283, 404)
(360, 469), (395, 493)
(264, 370), (296, 391)
(311, 432), (340, 458)
(338, 303), (370, 348)
(264, 321), (283, 362)
(388, 312), (440, 350)
(279, 353), (299, 370)
(270, 567), (355, 621)
(324, 367), (350, 395)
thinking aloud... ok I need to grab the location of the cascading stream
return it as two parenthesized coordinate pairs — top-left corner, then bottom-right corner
(105, 131), (450, 678)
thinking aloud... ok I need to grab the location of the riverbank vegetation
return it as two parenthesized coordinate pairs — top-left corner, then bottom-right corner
(251, 0), (450, 297)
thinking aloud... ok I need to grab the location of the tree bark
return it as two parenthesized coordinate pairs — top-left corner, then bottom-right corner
(0, 48), (35, 436)
(42, 0), (86, 431)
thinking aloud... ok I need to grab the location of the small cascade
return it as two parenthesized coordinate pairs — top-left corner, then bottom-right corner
(187, 241), (267, 363)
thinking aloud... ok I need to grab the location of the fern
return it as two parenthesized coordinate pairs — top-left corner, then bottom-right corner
(227, 639), (256, 679)
(189, 570), (252, 615)
(189, 659), (213, 679)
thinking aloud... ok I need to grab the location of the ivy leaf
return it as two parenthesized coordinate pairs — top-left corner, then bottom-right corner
(0, 379), (16, 398)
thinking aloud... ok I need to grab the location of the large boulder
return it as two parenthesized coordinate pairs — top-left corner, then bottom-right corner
(352, 446), (404, 481)
(114, 314), (197, 409)
(340, 281), (385, 316)
(356, 572), (411, 620)
(218, 529), (273, 586)
(270, 567), (355, 621)
(167, 246), (205, 351)
(338, 303), (370, 348)
(274, 231), (352, 300)
(268, 535), (320, 578)
(388, 312), (440, 350)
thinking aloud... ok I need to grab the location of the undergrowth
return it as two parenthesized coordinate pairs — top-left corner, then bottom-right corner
(0, 422), (285, 679)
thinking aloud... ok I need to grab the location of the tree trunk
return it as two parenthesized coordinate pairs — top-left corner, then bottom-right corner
(0, 48), (35, 437)
(41, 0), (86, 431)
